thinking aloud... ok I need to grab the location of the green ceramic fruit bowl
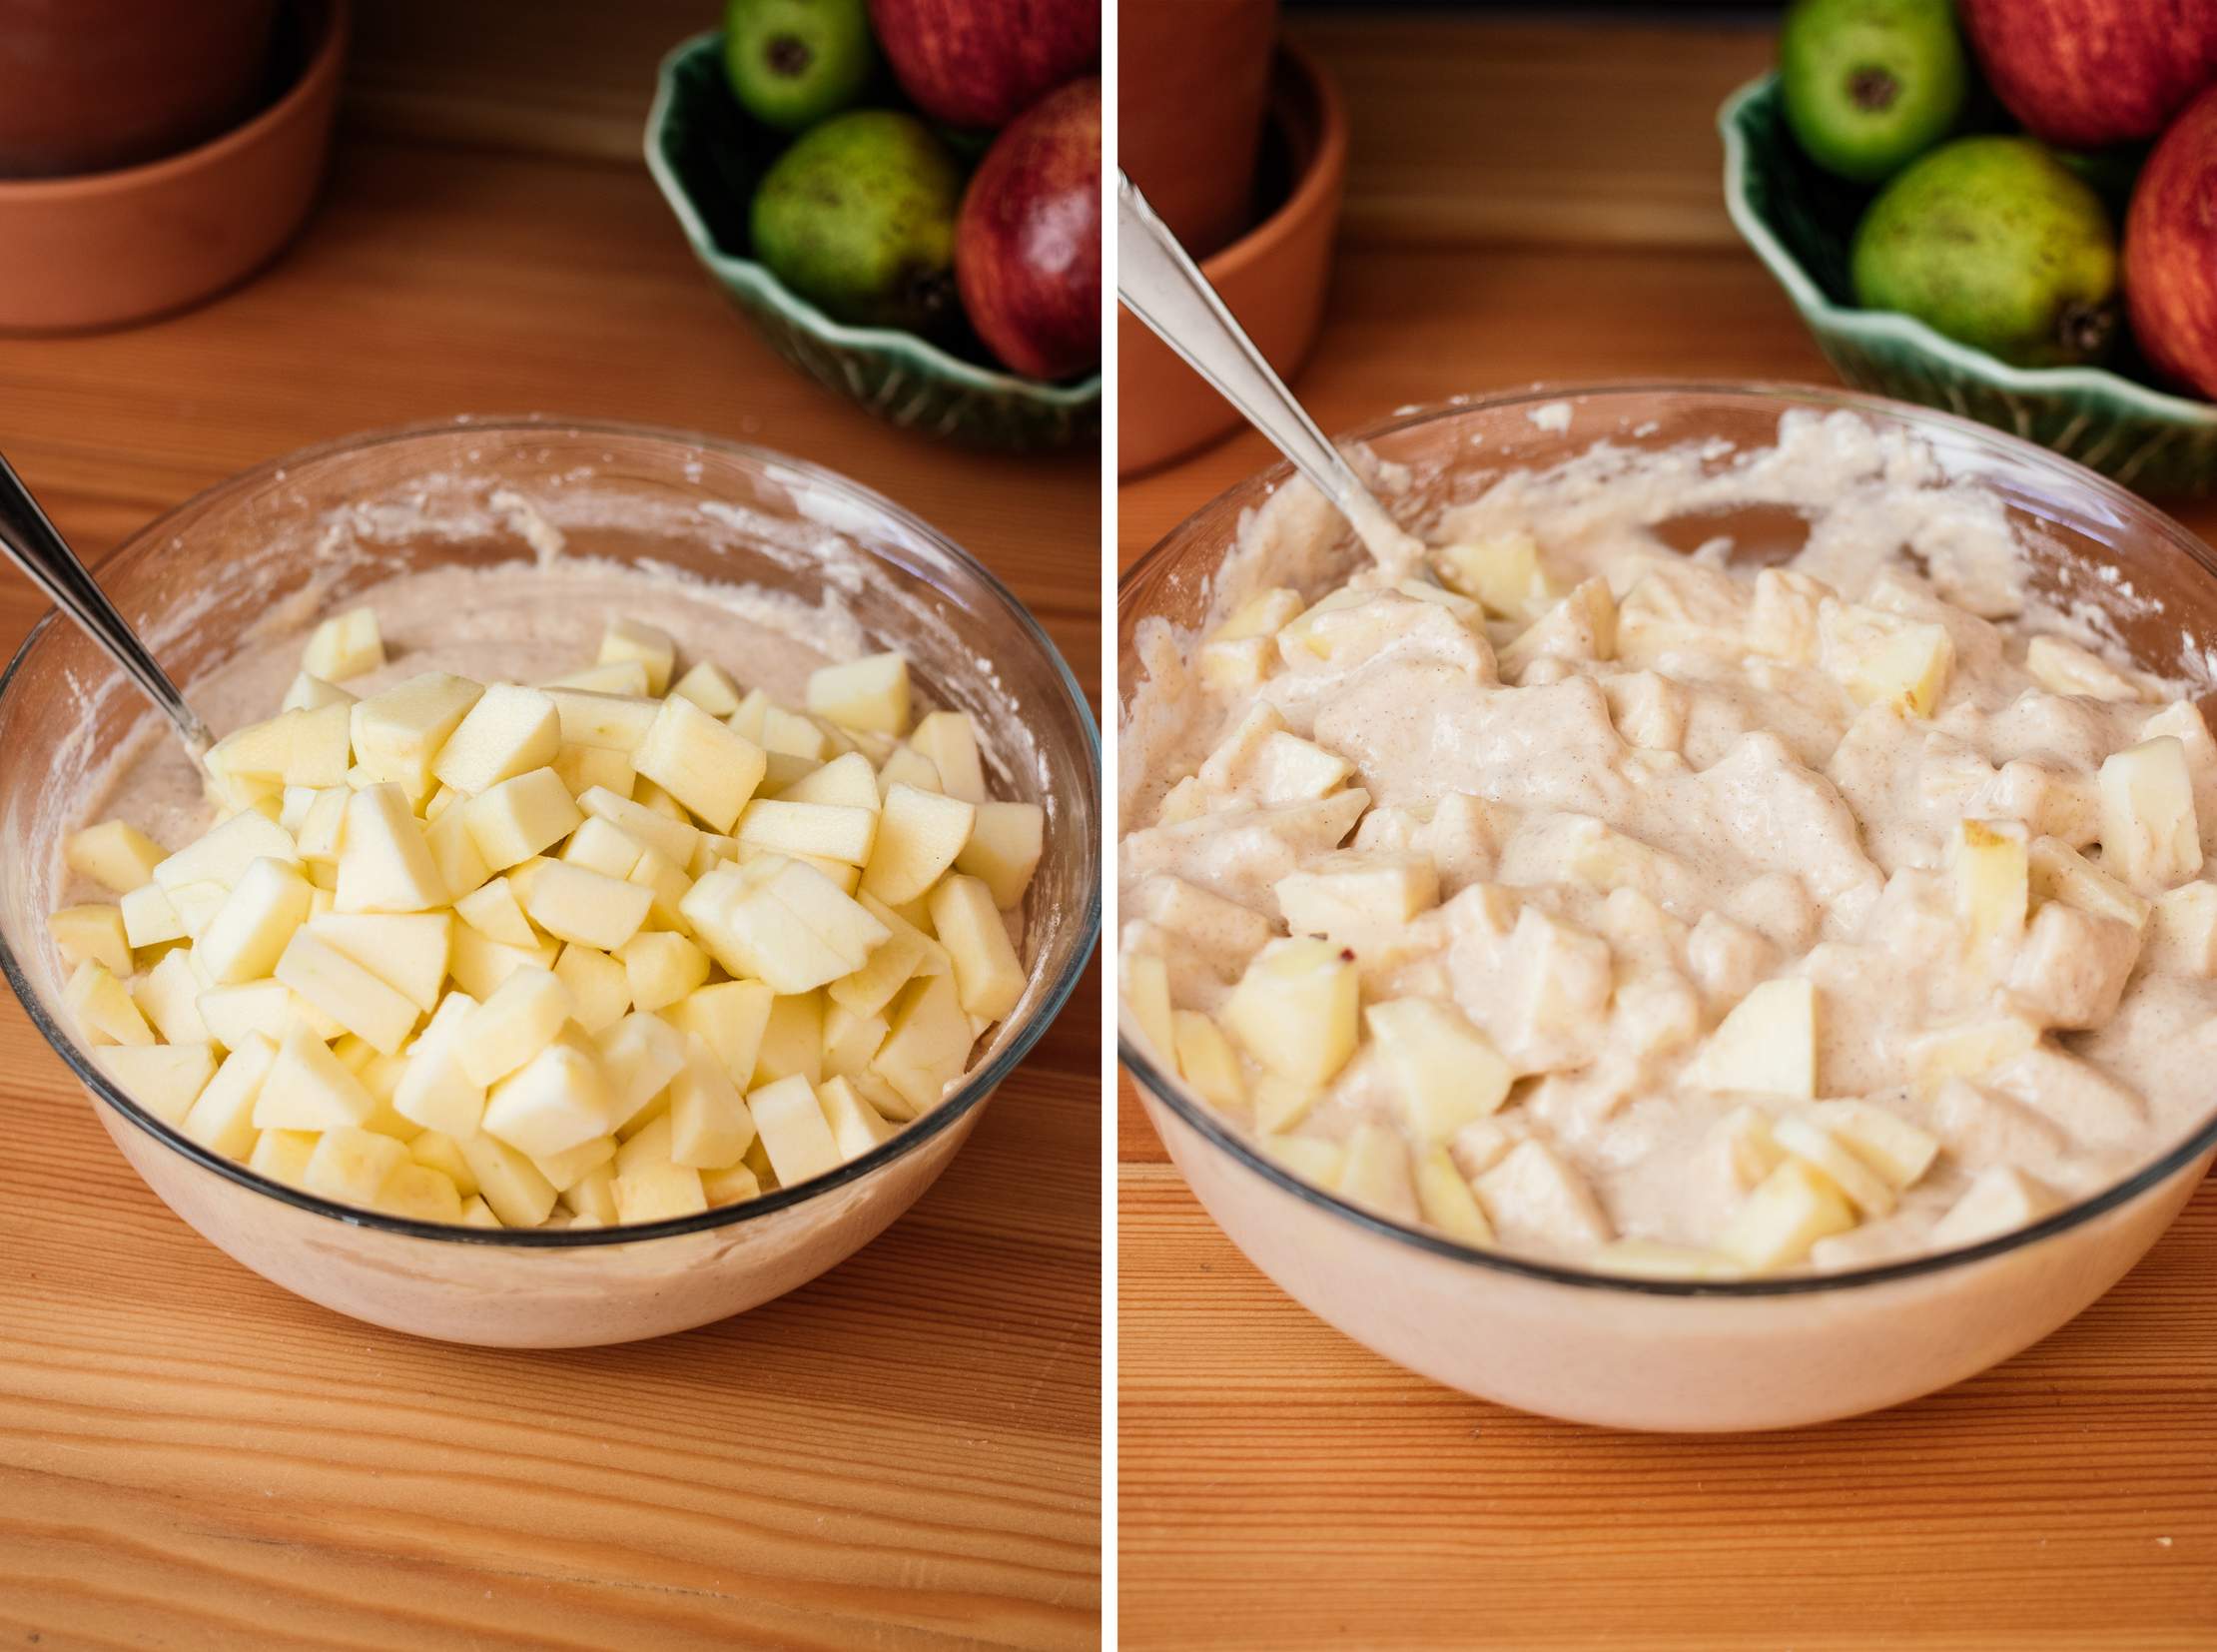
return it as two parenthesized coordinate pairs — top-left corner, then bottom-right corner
(645, 33), (1100, 451)
(1721, 74), (2217, 496)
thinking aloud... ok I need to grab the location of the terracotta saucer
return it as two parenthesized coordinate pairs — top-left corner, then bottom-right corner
(1117, 41), (1349, 477)
(0, 0), (348, 334)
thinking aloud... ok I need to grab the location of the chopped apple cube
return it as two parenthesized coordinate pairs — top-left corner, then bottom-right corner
(1906, 1008), (2041, 1096)
(2151, 881), (2217, 975)
(1412, 1146), (1494, 1243)
(560, 816), (644, 880)
(132, 948), (211, 1045)
(665, 660), (740, 717)
(667, 980), (774, 1090)
(306, 912), (450, 1012)
(458, 1132), (557, 1228)
(1950, 818), (2028, 954)
(592, 1010), (688, 1134)
(332, 785), (445, 914)
(548, 659), (651, 695)
(928, 874), (1025, 1021)
(558, 1160), (617, 1220)
(1435, 532), (1553, 619)
(627, 695), (766, 833)
(859, 783), (976, 906)
(249, 1127), (319, 1187)
(1220, 937), (1360, 1088)
(748, 1074), (841, 1187)
(2098, 736), (2203, 891)
(152, 809), (296, 892)
(66, 819), (168, 894)
(377, 1162), (464, 1224)
(816, 1074), (895, 1161)
(552, 741), (635, 800)
(1593, 1239), (1739, 1280)
(775, 752), (880, 812)
(453, 877), (536, 949)
(431, 683), (561, 796)
(65, 959), (153, 1047)
(393, 991), (486, 1139)
(626, 846), (694, 930)
(1687, 978), (1818, 1100)
(878, 746), (943, 799)
(737, 799), (876, 864)
(465, 768), (584, 870)
(253, 1023), (377, 1131)
(907, 710), (988, 803)
(2027, 834), (2150, 930)
(872, 971), (971, 1112)
(2025, 634), (2150, 702)
(120, 881), (186, 949)
(1473, 1140), (1612, 1252)
(1822, 607), (1952, 716)
(283, 672), (356, 712)
(611, 1160), (707, 1224)
(617, 931), (708, 1013)
(194, 857), (315, 985)
(1931, 1166), (2060, 1247)
(351, 672), (484, 792)
(668, 1032), (758, 1168)
(518, 859), (653, 952)
(48, 903), (131, 978)
(577, 784), (697, 868)
(96, 1042), (217, 1127)
(530, 1133), (615, 1195)
(456, 965), (571, 1086)
(552, 943), (631, 1033)
(806, 652), (910, 734)
(301, 606), (383, 682)
(1169, 1011), (1244, 1109)
(1807, 1100), (1939, 1190)
(950, 800), (1043, 910)
(829, 892), (940, 1018)
(446, 921), (554, 1000)
(545, 686), (661, 755)
(481, 1027), (612, 1159)
(1364, 997), (1513, 1141)
(273, 928), (418, 1055)
(1257, 1132), (1346, 1187)
(1718, 1157), (1855, 1273)
(584, 617), (673, 695)
(181, 1034), (277, 1154)
(1771, 1116), (1895, 1217)
(458, 1196), (501, 1228)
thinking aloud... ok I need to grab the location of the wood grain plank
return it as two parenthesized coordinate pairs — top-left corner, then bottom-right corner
(0, 45), (1102, 1645)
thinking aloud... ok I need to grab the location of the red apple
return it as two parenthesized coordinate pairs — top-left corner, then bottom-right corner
(2125, 85), (2217, 399)
(956, 77), (1101, 381)
(867, 0), (1099, 130)
(1958, 0), (2217, 148)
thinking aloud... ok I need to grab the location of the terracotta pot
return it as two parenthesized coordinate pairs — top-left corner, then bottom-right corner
(0, 0), (281, 179)
(1118, 41), (1347, 476)
(0, 0), (347, 332)
(1120, 0), (1278, 258)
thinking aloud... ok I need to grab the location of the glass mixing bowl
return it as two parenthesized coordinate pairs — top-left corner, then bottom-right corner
(1118, 382), (2217, 1431)
(0, 418), (1100, 1347)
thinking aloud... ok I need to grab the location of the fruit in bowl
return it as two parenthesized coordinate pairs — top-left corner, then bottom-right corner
(2125, 86), (2217, 400)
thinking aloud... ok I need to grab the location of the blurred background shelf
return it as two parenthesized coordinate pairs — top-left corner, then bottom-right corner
(0, 2), (1100, 1645)
(1118, 8), (2217, 1650)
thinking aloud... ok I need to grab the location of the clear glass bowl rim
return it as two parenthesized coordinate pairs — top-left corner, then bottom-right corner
(1117, 377), (2217, 1298)
(0, 414), (1104, 1247)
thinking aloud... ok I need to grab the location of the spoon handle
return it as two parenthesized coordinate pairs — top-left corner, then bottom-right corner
(0, 453), (215, 757)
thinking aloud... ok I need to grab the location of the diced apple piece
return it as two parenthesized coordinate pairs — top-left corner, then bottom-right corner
(561, 816), (644, 880)
(2006, 899), (2138, 1029)
(1410, 1145), (1494, 1243)
(859, 782), (976, 907)
(192, 857), (314, 985)
(552, 741), (635, 800)
(2098, 736), (2203, 891)
(2028, 834), (2150, 930)
(829, 892), (941, 1019)
(96, 1042), (217, 1127)
(450, 878), (534, 950)
(293, 787), (349, 867)
(1906, 1008), (2041, 1096)
(558, 1160), (617, 1220)
(577, 784), (698, 868)
(907, 710), (987, 803)
(667, 980), (774, 1090)
(1220, 937), (1360, 1088)
(64, 960), (153, 1047)
(303, 912), (451, 1015)
(928, 874), (1025, 1022)
(429, 683), (559, 796)
(627, 695), (766, 833)
(1256, 1132), (1346, 1187)
(1771, 1116), (1895, 1218)
(1434, 532), (1553, 619)
(466, 768), (584, 871)
(517, 859), (653, 952)
(271, 929), (416, 1055)
(590, 617), (673, 696)
(593, 1010), (687, 1134)
(1473, 1140), (1612, 1251)
(544, 686), (661, 756)
(132, 949), (211, 1045)
(546, 659), (650, 695)
(1807, 1100), (1939, 1190)
(458, 1132), (557, 1228)
(329, 785), (442, 915)
(250, 1127), (319, 1187)
(253, 1024), (377, 1131)
(49, 903), (130, 978)
(2025, 634), (2150, 703)
(455, 966), (571, 1086)
(1499, 577), (1618, 676)
(377, 1162), (464, 1224)
(1687, 978), (1818, 1100)
(817, 1075), (895, 1161)
(1931, 1166), (2060, 1247)
(393, 991), (485, 1139)
(806, 652), (910, 734)
(1717, 1157), (1855, 1273)
(1593, 1239), (1740, 1280)
(878, 746), (943, 799)
(951, 800), (1044, 910)
(120, 881), (186, 949)
(446, 922), (554, 1001)
(2151, 881), (2217, 975)
(1169, 1011), (1244, 1109)
(668, 659), (741, 716)
(351, 672), (483, 792)
(167, 880), (230, 941)
(626, 846), (694, 930)
(872, 972), (972, 1113)
(1328, 1125), (1414, 1221)
(751, 990), (825, 1088)
(552, 943), (631, 1034)
(458, 1195), (501, 1228)
(775, 752), (880, 812)
(179, 1034), (277, 1153)
(1364, 997), (1513, 1142)
(610, 1160), (706, 1224)
(66, 819), (167, 894)
(283, 671), (356, 712)
(747, 1074), (841, 1188)
(617, 931), (708, 1013)
(668, 1032), (758, 1168)
(302, 607), (382, 682)
(821, 996), (888, 1078)
(737, 798), (876, 864)
(1950, 818), (2028, 954)
(1822, 608), (1952, 716)
(152, 810), (296, 892)
(481, 1027), (612, 1159)
(530, 1133), (615, 1196)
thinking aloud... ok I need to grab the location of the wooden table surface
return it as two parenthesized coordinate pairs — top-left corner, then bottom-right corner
(1119, 13), (2217, 1649)
(0, 5), (1100, 1647)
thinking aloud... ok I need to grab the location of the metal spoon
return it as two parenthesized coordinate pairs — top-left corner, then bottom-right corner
(0, 452), (216, 757)
(1115, 172), (1427, 571)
